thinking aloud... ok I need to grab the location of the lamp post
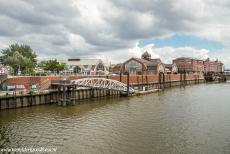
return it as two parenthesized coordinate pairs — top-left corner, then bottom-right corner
(17, 65), (21, 76)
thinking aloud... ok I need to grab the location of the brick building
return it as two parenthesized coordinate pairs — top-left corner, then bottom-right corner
(59, 59), (109, 75)
(173, 57), (223, 74)
(204, 58), (223, 73)
(173, 57), (204, 73)
(119, 51), (165, 75)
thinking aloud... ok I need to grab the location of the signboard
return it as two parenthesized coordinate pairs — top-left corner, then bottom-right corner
(16, 84), (25, 89)
(7, 85), (16, 90)
(31, 84), (37, 89)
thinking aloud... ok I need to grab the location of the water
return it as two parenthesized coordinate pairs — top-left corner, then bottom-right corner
(1, 83), (230, 154)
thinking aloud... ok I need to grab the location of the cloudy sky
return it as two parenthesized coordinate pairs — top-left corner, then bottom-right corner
(0, 0), (230, 68)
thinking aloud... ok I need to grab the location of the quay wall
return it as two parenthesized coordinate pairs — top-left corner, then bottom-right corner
(0, 89), (120, 110)
(0, 78), (205, 110)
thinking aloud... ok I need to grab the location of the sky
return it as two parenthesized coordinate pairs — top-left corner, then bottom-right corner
(0, 0), (230, 68)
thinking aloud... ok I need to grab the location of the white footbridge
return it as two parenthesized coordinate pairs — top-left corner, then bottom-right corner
(71, 78), (135, 93)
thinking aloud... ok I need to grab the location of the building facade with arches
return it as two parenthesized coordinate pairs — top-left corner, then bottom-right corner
(119, 51), (166, 75)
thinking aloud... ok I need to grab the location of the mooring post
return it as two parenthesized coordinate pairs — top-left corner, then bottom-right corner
(74, 85), (76, 105)
(142, 74), (144, 91)
(137, 75), (140, 90)
(127, 72), (130, 96)
(169, 74), (172, 87)
(63, 86), (66, 106)
(146, 74), (148, 90)
(184, 70), (186, 86)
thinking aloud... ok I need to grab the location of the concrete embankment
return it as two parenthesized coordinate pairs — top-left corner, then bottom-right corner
(0, 79), (205, 110)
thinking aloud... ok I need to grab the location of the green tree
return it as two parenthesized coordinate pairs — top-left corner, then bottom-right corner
(0, 44), (37, 75)
(43, 59), (65, 73)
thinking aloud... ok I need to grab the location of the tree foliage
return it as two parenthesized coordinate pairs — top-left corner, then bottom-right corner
(0, 43), (37, 75)
(42, 59), (65, 73)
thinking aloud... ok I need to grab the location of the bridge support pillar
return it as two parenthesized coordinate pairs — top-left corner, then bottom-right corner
(56, 83), (76, 106)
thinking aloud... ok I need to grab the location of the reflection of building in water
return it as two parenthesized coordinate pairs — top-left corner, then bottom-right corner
(114, 51), (167, 75)
(59, 59), (109, 75)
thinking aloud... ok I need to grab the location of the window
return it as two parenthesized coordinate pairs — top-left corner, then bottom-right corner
(125, 60), (142, 70)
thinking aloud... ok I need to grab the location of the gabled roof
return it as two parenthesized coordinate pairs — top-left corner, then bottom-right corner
(128, 58), (163, 66)
(150, 58), (162, 65)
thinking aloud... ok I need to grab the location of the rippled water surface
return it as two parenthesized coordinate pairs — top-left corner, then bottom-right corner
(1, 83), (230, 154)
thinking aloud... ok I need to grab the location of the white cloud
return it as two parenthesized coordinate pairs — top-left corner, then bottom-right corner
(125, 44), (209, 64)
(0, 0), (230, 67)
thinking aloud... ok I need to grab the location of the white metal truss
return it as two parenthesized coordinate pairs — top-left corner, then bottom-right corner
(71, 78), (135, 93)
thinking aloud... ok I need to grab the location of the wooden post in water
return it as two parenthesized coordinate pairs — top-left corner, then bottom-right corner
(74, 85), (76, 105)
(169, 74), (172, 87)
(63, 86), (66, 106)
(146, 74), (148, 90)
(137, 75), (140, 90)
(57, 86), (61, 105)
(142, 74), (144, 91)
(126, 72), (130, 96)
(184, 70), (186, 86)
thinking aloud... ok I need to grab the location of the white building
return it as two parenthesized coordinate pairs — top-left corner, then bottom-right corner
(59, 59), (109, 75)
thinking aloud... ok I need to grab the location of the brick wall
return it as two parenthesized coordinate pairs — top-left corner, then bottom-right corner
(2, 74), (204, 89)
(2, 76), (61, 86)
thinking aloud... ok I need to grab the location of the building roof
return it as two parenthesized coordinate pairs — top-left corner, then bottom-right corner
(174, 57), (193, 60)
(133, 58), (153, 66)
(59, 59), (102, 66)
(150, 58), (162, 65)
(132, 58), (163, 67)
(141, 51), (151, 60)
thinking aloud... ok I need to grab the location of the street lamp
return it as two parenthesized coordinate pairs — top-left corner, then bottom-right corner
(17, 65), (21, 76)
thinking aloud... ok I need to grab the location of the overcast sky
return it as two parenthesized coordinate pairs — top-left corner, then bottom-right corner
(0, 0), (230, 68)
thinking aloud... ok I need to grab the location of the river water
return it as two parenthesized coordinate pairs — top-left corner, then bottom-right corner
(0, 83), (230, 154)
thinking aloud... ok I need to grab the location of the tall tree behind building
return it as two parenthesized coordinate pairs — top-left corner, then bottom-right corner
(43, 59), (65, 74)
(0, 43), (37, 75)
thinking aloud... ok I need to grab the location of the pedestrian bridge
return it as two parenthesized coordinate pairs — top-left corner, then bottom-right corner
(71, 78), (135, 93)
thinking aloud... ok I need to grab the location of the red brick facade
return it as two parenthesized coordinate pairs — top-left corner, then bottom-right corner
(121, 58), (147, 75)
(173, 58), (204, 73)
(204, 58), (223, 73)
(173, 57), (223, 73)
